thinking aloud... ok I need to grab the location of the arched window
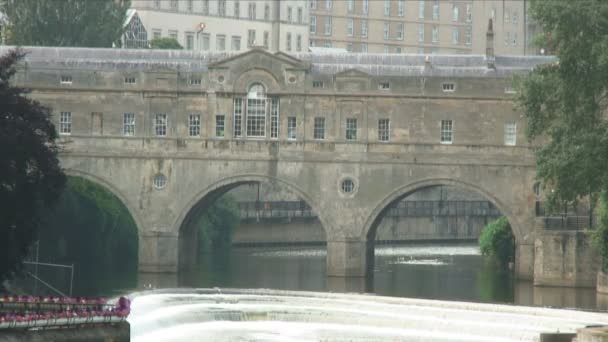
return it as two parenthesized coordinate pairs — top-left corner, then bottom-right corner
(246, 83), (267, 137)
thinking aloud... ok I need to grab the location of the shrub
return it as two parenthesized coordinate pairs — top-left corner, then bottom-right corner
(592, 191), (608, 272)
(479, 216), (515, 267)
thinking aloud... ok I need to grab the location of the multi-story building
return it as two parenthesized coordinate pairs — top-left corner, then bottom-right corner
(309, 0), (540, 55)
(129, 0), (309, 52)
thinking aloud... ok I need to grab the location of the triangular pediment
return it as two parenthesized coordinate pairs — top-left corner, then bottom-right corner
(335, 68), (370, 78)
(208, 48), (307, 70)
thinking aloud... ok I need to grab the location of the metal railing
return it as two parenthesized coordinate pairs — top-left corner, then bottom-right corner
(239, 201), (314, 220)
(535, 201), (595, 231)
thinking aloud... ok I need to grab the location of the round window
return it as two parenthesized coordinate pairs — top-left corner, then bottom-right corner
(217, 75), (225, 83)
(153, 173), (167, 190)
(341, 179), (355, 194)
(288, 76), (296, 83)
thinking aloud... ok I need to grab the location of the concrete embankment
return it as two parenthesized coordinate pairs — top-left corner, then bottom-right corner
(0, 321), (129, 342)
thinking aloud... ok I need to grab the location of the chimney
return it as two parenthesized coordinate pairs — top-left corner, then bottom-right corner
(486, 19), (495, 69)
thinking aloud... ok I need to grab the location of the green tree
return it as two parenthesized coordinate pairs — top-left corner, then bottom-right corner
(479, 217), (515, 267)
(197, 195), (240, 253)
(516, 0), (608, 209)
(0, 50), (66, 282)
(593, 191), (608, 272)
(149, 37), (183, 50)
(1, 0), (130, 47)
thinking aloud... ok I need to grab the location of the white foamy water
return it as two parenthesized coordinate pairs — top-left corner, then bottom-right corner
(128, 289), (608, 342)
(248, 245), (480, 258)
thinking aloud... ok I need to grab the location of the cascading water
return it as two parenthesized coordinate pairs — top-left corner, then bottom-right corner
(128, 289), (608, 342)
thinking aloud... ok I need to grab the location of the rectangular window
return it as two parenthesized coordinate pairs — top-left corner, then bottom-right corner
(378, 118), (390, 142)
(124, 76), (136, 84)
(155, 114), (167, 137)
(60, 75), (72, 85)
(313, 80), (324, 88)
(286, 33), (292, 51)
(512, 32), (518, 46)
(218, 0), (226, 16)
(432, 2), (439, 20)
(504, 122), (517, 146)
(379, 82), (390, 90)
(324, 16), (332, 35)
(432, 26), (438, 43)
(296, 34), (302, 52)
(418, 0), (425, 19)
(417, 24), (424, 42)
(440, 119), (453, 144)
(361, 43), (368, 52)
(397, 23), (404, 40)
(60, 112), (71, 135)
(154, 0), (160, 9)
(512, 11), (518, 24)
(325, 0), (332, 10)
(466, 4), (472, 22)
(190, 78), (201, 86)
(384, 0), (390, 16)
(169, 0), (178, 10)
(152, 29), (161, 39)
(347, 0), (354, 12)
(247, 93), (267, 137)
(232, 36), (241, 51)
(201, 33), (210, 50)
(347, 18), (354, 37)
(123, 113), (135, 136)
(363, 0), (369, 14)
(264, 31), (269, 48)
(189, 114), (201, 137)
(504, 10), (510, 24)
(270, 97), (279, 139)
(287, 7), (293, 22)
(398, 0), (405, 16)
(187, 0), (193, 12)
(287, 117), (297, 140)
(384, 46), (390, 54)
(362, 20), (368, 38)
(216, 34), (226, 51)
(248, 30), (256, 47)
(310, 16), (317, 34)
(298, 7), (303, 24)
(452, 27), (459, 44)
(314, 117), (325, 140)
(442, 82), (455, 92)
(465, 27), (472, 45)
(452, 4), (459, 21)
(310, 0), (317, 9)
(346, 118), (357, 141)
(347, 43), (353, 52)
(248, 2), (256, 19)
(233, 97), (243, 137)
(202, 0), (209, 14)
(383, 22), (389, 40)
(216, 115), (225, 137)
(185, 32), (194, 50)
(234, 0), (240, 17)
(264, 4), (270, 20)
(168, 30), (178, 40)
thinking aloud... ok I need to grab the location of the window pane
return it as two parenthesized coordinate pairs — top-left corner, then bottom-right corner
(378, 118), (390, 142)
(189, 114), (200, 137)
(287, 117), (297, 140)
(123, 113), (135, 136)
(440, 119), (452, 144)
(346, 118), (357, 141)
(504, 122), (517, 146)
(216, 115), (225, 137)
(314, 117), (325, 140)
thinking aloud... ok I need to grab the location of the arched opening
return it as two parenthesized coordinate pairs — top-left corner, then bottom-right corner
(176, 177), (328, 291)
(364, 181), (518, 303)
(22, 175), (139, 297)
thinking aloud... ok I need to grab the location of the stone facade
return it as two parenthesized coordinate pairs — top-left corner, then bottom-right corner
(1, 45), (595, 286)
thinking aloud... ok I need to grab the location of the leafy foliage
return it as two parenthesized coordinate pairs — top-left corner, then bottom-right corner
(149, 38), (183, 50)
(196, 195), (240, 253)
(1, 0), (130, 47)
(479, 217), (515, 267)
(516, 0), (608, 209)
(38, 177), (138, 296)
(593, 191), (608, 272)
(0, 50), (66, 282)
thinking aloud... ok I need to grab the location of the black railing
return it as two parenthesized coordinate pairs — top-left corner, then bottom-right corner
(535, 201), (595, 231)
(238, 200), (501, 220)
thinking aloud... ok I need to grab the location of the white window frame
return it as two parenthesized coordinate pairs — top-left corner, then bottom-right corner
(384, 0), (390, 16)
(442, 82), (456, 92)
(216, 115), (225, 137)
(324, 16), (332, 36)
(432, 26), (438, 43)
(325, 0), (332, 10)
(185, 32), (195, 50)
(155, 113), (167, 137)
(287, 117), (297, 140)
(123, 112), (135, 136)
(361, 20), (368, 38)
(432, 2), (439, 20)
(310, 16), (317, 34)
(60, 112), (72, 135)
(379, 82), (390, 90)
(286, 33), (292, 51)
(440, 119), (453, 144)
(201, 33), (210, 51)
(314, 117), (325, 140)
(346, 118), (357, 141)
(347, 0), (354, 12)
(310, 0), (317, 10)
(270, 97), (279, 139)
(216, 34), (226, 51)
(347, 18), (354, 37)
(60, 75), (72, 85)
(504, 122), (517, 146)
(363, 0), (369, 15)
(246, 83), (267, 138)
(397, 23), (404, 40)
(287, 7), (293, 22)
(418, 0), (425, 19)
(298, 7), (303, 24)
(378, 118), (390, 142)
(232, 35), (241, 51)
(452, 4), (459, 21)
(417, 24), (424, 42)
(465, 27), (472, 46)
(452, 27), (459, 44)
(383, 22), (390, 40)
(296, 34), (302, 52)
(233, 97), (243, 137)
(466, 3), (472, 22)
(124, 76), (136, 84)
(398, 0), (405, 17)
(188, 114), (201, 137)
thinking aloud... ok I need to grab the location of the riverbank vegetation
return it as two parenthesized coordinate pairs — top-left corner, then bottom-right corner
(593, 192), (608, 272)
(479, 217), (515, 267)
(196, 195), (240, 254)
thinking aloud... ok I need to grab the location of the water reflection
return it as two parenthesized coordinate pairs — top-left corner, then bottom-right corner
(133, 243), (601, 311)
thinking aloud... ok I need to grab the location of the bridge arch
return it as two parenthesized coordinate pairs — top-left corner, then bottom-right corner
(63, 169), (144, 237)
(174, 173), (329, 269)
(362, 177), (524, 244)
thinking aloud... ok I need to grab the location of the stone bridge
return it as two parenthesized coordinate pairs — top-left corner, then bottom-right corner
(4, 45), (597, 287)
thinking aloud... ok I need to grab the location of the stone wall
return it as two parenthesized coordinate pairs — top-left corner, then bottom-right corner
(0, 322), (129, 342)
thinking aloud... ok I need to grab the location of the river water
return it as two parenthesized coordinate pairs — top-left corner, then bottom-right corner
(133, 243), (602, 311)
